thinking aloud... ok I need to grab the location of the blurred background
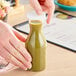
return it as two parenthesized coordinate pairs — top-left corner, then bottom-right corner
(20, 0), (29, 4)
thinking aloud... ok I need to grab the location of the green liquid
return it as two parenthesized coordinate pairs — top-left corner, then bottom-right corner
(25, 20), (47, 71)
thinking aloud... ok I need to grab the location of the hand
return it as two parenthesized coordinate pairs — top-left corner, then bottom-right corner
(30, 0), (55, 24)
(0, 21), (32, 71)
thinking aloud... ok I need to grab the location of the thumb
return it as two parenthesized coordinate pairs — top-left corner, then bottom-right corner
(12, 28), (26, 42)
(30, 0), (43, 15)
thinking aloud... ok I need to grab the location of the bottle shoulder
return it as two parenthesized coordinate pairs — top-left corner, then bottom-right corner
(25, 32), (47, 48)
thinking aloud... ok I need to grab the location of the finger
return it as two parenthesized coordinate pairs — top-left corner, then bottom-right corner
(4, 6), (10, 13)
(42, 5), (47, 12)
(12, 28), (26, 42)
(47, 7), (54, 24)
(44, 0), (55, 24)
(45, 0), (54, 7)
(0, 43), (27, 70)
(0, 63), (18, 73)
(9, 38), (32, 63)
(47, 3), (55, 24)
(5, 43), (31, 69)
(47, 8), (52, 24)
(30, 0), (43, 15)
(41, 6), (52, 24)
(0, 56), (8, 65)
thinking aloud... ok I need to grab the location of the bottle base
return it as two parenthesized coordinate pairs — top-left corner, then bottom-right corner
(27, 68), (45, 72)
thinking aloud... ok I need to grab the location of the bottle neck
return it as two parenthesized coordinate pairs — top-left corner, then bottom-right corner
(30, 20), (42, 32)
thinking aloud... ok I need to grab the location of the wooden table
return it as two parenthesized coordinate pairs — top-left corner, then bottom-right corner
(0, 4), (76, 76)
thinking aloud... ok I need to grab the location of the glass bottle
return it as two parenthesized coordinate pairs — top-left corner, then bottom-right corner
(25, 20), (47, 71)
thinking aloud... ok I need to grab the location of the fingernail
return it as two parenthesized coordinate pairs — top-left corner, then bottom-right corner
(24, 62), (32, 70)
(47, 20), (49, 24)
(24, 68), (27, 71)
(28, 64), (32, 69)
(21, 66), (27, 70)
